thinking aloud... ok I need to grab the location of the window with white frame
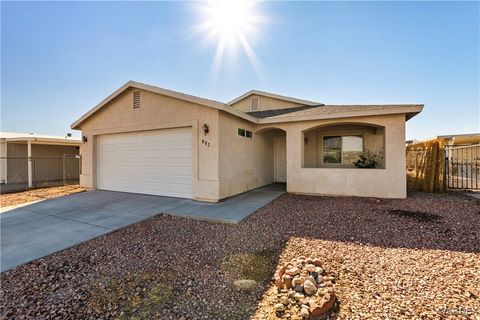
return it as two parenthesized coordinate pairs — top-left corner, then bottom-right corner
(323, 135), (363, 164)
(238, 128), (252, 139)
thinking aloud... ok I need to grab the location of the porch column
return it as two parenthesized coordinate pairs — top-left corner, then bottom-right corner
(27, 140), (33, 188)
(1, 142), (7, 184)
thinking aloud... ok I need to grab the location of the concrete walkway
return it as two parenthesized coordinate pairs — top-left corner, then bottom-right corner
(164, 183), (285, 223)
(1, 184), (284, 272)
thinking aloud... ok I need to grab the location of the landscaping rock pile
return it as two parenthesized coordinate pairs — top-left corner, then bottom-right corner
(273, 257), (335, 319)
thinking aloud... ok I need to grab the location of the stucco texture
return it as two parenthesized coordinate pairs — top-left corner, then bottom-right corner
(230, 94), (305, 113)
(78, 88), (220, 201)
(254, 114), (406, 198)
(76, 87), (411, 201)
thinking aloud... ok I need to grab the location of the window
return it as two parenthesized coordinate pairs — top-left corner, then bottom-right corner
(251, 97), (259, 111)
(133, 91), (140, 108)
(238, 128), (252, 139)
(323, 135), (363, 164)
(323, 136), (342, 163)
(342, 135), (363, 164)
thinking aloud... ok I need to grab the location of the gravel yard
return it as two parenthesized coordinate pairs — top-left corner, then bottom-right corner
(0, 185), (84, 208)
(1, 192), (479, 319)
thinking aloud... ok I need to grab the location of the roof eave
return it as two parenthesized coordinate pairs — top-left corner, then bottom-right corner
(4, 137), (82, 145)
(71, 81), (258, 130)
(227, 90), (320, 106)
(405, 106), (424, 121)
(258, 105), (424, 124)
(71, 81), (135, 130)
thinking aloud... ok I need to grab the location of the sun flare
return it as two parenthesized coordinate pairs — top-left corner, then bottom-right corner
(195, 0), (265, 77)
(205, 1), (254, 42)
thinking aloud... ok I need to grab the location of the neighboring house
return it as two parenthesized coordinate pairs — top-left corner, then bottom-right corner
(0, 132), (81, 192)
(438, 133), (480, 147)
(408, 133), (480, 164)
(406, 133), (480, 191)
(71, 81), (423, 201)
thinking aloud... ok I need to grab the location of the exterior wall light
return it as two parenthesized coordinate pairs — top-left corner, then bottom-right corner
(82, 135), (88, 144)
(202, 123), (209, 136)
(304, 137), (309, 145)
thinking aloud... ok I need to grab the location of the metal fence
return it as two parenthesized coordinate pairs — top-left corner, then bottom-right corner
(445, 144), (480, 190)
(0, 155), (80, 193)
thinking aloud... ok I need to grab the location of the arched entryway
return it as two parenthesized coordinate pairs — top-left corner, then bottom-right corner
(302, 122), (385, 168)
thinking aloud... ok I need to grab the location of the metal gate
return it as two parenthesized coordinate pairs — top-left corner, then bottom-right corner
(445, 144), (480, 190)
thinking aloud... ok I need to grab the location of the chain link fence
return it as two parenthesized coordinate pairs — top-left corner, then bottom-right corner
(0, 155), (80, 193)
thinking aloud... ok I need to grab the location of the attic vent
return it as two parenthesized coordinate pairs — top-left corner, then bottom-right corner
(251, 97), (259, 111)
(133, 91), (140, 108)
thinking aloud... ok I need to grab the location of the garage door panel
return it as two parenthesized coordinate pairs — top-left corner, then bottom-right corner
(97, 128), (193, 198)
(140, 173), (192, 183)
(140, 150), (191, 159)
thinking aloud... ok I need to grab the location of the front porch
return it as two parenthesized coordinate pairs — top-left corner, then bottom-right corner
(253, 116), (406, 198)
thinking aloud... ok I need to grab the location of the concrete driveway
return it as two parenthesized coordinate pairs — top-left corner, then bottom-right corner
(1, 184), (284, 272)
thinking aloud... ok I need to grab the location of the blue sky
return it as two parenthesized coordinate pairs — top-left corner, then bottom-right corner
(1, 1), (479, 140)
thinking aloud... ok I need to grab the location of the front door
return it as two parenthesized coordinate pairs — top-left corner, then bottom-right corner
(274, 136), (286, 182)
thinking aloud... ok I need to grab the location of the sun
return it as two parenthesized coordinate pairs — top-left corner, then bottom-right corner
(205, 1), (255, 42)
(195, 0), (265, 77)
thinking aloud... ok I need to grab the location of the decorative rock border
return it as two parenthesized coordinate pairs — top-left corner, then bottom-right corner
(273, 257), (336, 319)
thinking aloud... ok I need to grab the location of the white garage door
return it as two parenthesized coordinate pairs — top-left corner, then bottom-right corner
(96, 128), (193, 198)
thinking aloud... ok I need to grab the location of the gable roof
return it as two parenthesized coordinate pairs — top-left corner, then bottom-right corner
(71, 81), (257, 129)
(71, 80), (423, 129)
(227, 89), (321, 106)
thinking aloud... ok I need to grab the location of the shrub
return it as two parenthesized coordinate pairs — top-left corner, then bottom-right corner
(353, 151), (384, 168)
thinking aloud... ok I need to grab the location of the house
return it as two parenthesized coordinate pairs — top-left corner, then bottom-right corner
(406, 133), (479, 192)
(0, 132), (81, 192)
(437, 133), (480, 147)
(71, 81), (423, 201)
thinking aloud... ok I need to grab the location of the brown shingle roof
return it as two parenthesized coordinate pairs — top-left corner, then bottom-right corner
(263, 104), (423, 120)
(246, 104), (324, 119)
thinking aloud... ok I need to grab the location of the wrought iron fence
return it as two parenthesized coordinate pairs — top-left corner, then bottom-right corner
(0, 155), (80, 193)
(445, 144), (480, 190)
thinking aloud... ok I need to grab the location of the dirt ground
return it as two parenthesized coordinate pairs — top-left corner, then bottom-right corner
(0, 185), (84, 208)
(0, 191), (479, 319)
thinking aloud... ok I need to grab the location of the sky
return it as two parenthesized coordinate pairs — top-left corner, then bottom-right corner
(1, 1), (479, 140)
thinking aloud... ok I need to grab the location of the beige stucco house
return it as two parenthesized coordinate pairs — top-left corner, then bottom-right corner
(71, 81), (423, 201)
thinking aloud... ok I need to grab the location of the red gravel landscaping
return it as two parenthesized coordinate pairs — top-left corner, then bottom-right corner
(1, 192), (479, 319)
